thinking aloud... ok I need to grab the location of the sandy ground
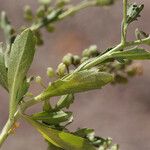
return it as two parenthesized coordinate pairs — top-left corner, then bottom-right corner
(0, 0), (150, 150)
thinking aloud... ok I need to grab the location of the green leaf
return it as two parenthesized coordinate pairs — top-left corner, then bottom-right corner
(47, 142), (64, 150)
(40, 70), (114, 99)
(56, 94), (74, 110)
(0, 52), (8, 90)
(74, 128), (95, 139)
(31, 110), (72, 125)
(111, 48), (150, 60)
(8, 29), (36, 117)
(23, 114), (96, 150)
(16, 76), (34, 102)
(127, 3), (144, 24)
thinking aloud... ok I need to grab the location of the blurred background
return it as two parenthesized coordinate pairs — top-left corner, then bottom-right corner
(0, 0), (150, 150)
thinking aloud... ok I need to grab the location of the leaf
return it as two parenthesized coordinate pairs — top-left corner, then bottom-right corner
(23, 114), (96, 150)
(111, 48), (150, 60)
(127, 3), (144, 24)
(16, 76), (34, 102)
(8, 29), (36, 117)
(0, 52), (8, 90)
(56, 94), (74, 110)
(31, 110), (73, 125)
(40, 70), (114, 99)
(74, 128), (95, 139)
(47, 142), (64, 150)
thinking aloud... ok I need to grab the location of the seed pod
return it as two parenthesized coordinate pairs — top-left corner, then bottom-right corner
(62, 53), (73, 66)
(57, 63), (66, 76)
(47, 67), (55, 78)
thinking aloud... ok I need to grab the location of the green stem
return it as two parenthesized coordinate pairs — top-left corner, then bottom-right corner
(121, 0), (128, 44)
(16, 35), (150, 110)
(58, 1), (96, 20)
(82, 44), (123, 70)
(0, 111), (19, 147)
(126, 36), (150, 46)
(0, 119), (12, 147)
(31, 0), (96, 31)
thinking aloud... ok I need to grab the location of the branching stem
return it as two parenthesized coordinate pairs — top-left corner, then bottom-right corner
(0, 0), (150, 148)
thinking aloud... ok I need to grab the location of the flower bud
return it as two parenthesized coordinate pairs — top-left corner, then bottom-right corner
(62, 53), (73, 66)
(107, 137), (112, 146)
(57, 63), (66, 76)
(35, 76), (42, 83)
(36, 6), (45, 18)
(89, 45), (99, 57)
(73, 55), (80, 66)
(134, 63), (143, 76)
(126, 64), (143, 76)
(98, 146), (105, 150)
(111, 144), (119, 150)
(34, 31), (43, 45)
(24, 5), (33, 21)
(46, 24), (55, 32)
(82, 49), (90, 57)
(115, 74), (128, 84)
(56, 0), (70, 7)
(81, 57), (88, 63)
(126, 66), (137, 77)
(47, 67), (55, 78)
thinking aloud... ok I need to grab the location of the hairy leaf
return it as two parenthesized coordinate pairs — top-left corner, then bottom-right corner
(8, 29), (36, 117)
(23, 114), (95, 150)
(16, 79), (29, 102)
(0, 52), (8, 90)
(56, 94), (74, 110)
(40, 70), (114, 100)
(127, 3), (144, 24)
(32, 110), (72, 125)
(111, 48), (150, 60)
(74, 128), (95, 139)
(47, 142), (64, 150)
